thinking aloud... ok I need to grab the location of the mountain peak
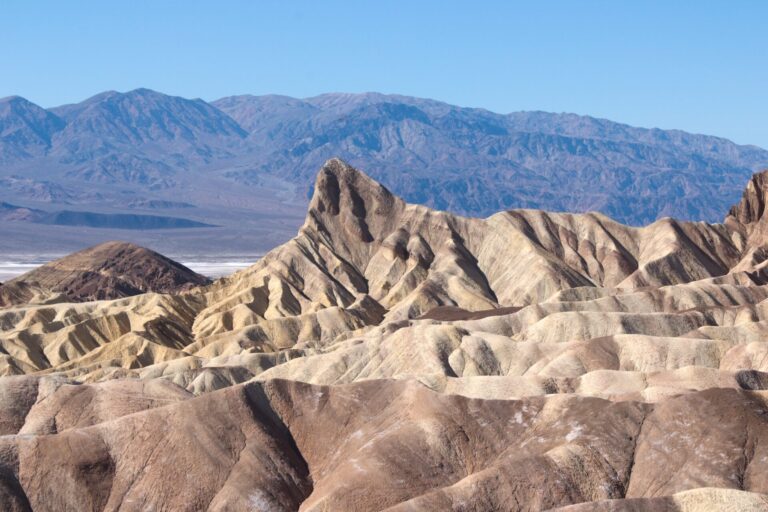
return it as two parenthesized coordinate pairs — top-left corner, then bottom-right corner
(50, 87), (246, 150)
(307, 158), (402, 222)
(127, 87), (160, 96)
(728, 170), (768, 226)
(0, 95), (65, 156)
(0, 95), (31, 105)
(302, 159), (406, 268)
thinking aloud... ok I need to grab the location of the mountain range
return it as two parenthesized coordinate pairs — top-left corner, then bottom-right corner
(1, 88), (767, 254)
(3, 159), (768, 509)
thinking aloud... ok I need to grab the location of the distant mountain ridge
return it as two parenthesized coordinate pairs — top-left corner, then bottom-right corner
(1, 89), (767, 245)
(213, 92), (768, 223)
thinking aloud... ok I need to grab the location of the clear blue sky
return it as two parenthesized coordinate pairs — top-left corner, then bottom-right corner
(2, 0), (766, 146)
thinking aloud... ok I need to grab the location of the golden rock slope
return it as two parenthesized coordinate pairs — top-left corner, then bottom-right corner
(3, 159), (768, 510)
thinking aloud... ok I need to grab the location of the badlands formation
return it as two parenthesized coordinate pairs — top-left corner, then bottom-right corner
(2, 159), (768, 510)
(0, 241), (210, 307)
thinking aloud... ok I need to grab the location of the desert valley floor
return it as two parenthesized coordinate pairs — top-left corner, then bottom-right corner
(2, 159), (768, 510)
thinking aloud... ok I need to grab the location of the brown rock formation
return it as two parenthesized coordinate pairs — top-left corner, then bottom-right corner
(0, 241), (210, 307)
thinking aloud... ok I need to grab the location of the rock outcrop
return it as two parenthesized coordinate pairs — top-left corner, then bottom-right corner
(0, 241), (210, 307)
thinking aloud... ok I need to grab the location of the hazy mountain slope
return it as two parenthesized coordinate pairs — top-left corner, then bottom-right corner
(211, 94), (320, 136)
(50, 88), (246, 149)
(215, 92), (768, 224)
(47, 88), (248, 190)
(1, 90), (766, 258)
(0, 89), (306, 254)
(0, 96), (65, 162)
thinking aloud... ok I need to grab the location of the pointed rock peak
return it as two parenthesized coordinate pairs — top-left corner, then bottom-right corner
(302, 159), (406, 263)
(308, 158), (404, 221)
(728, 170), (768, 227)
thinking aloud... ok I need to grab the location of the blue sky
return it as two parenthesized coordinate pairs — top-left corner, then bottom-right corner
(2, 0), (766, 146)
